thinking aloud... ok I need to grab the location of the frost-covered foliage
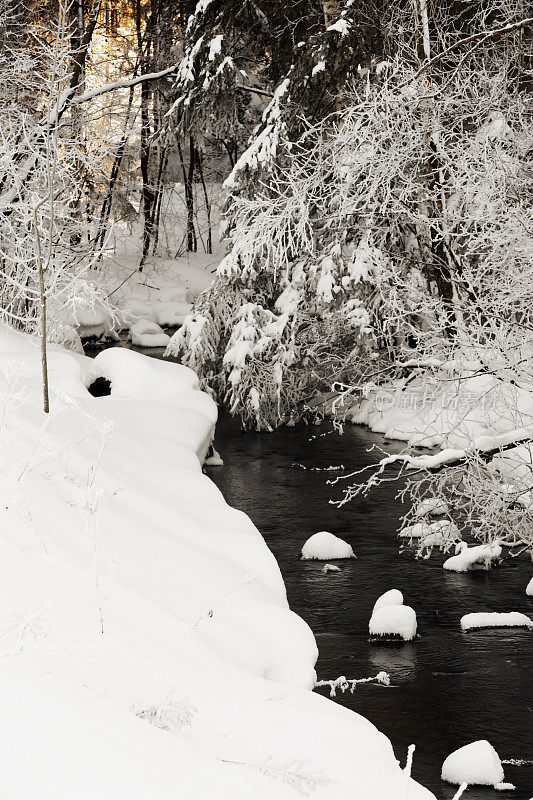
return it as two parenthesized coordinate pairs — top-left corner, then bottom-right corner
(170, 55), (531, 428)
(0, 0), (110, 340)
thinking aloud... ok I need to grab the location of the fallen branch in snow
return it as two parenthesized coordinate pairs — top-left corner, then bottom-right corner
(315, 671), (390, 697)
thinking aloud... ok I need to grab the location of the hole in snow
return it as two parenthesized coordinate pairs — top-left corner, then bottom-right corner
(87, 377), (111, 397)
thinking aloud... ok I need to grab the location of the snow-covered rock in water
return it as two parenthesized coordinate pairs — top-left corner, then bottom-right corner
(400, 522), (432, 538)
(51, 322), (84, 354)
(204, 448), (224, 466)
(415, 497), (449, 517)
(369, 605), (417, 641)
(130, 319), (171, 348)
(322, 563), (341, 573)
(441, 741), (505, 786)
(68, 294), (118, 340)
(526, 577), (533, 596)
(461, 612), (533, 631)
(372, 589), (404, 613)
(443, 542), (502, 572)
(301, 532), (355, 560)
(420, 521), (461, 548)
(401, 520), (461, 545)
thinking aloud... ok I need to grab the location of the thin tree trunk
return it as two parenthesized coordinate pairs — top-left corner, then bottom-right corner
(176, 137), (197, 252)
(321, 0), (339, 28)
(196, 146), (212, 254)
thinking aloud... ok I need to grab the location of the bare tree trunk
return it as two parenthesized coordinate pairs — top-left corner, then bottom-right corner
(196, 146), (212, 254)
(177, 137), (197, 252)
(321, 0), (339, 28)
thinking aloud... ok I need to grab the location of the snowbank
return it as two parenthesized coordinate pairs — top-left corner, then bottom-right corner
(301, 531), (356, 560)
(460, 612), (533, 631)
(0, 324), (434, 800)
(441, 740), (505, 786)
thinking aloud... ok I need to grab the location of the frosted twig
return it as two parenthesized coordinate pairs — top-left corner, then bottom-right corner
(451, 783), (468, 800)
(315, 671), (390, 697)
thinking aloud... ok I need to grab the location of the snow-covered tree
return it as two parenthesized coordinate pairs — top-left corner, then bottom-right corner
(168, 0), (531, 433)
(0, 0), (113, 408)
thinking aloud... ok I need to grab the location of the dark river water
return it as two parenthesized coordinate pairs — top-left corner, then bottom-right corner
(208, 412), (533, 800)
(86, 336), (533, 799)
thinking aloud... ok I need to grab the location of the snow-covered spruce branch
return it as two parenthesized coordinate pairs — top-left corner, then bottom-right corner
(315, 671), (390, 697)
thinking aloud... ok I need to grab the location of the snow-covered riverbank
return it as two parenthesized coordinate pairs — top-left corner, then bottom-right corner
(0, 324), (434, 800)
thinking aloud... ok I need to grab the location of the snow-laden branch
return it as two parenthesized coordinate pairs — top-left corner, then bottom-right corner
(335, 427), (533, 483)
(71, 71), (272, 105)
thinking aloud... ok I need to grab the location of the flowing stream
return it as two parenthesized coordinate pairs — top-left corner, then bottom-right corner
(208, 413), (533, 800)
(87, 337), (533, 799)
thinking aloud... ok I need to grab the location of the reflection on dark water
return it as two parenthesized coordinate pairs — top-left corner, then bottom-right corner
(208, 412), (533, 800)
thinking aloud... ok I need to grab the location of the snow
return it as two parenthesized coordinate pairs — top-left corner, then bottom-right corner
(460, 612), (533, 631)
(208, 34), (223, 61)
(415, 497), (449, 517)
(322, 563), (341, 573)
(326, 19), (350, 35)
(312, 60), (326, 76)
(527, 577), (533, 596)
(401, 520), (460, 544)
(441, 741), (505, 786)
(130, 319), (171, 348)
(205, 447), (224, 466)
(301, 532), (356, 560)
(0, 323), (435, 800)
(372, 589), (404, 612)
(369, 604), (417, 641)
(443, 542), (502, 572)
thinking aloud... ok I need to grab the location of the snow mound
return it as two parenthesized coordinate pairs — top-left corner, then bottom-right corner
(526, 577), (533, 596)
(441, 741), (505, 786)
(372, 589), (404, 612)
(369, 605), (417, 641)
(461, 612), (533, 631)
(415, 498), (449, 517)
(443, 542), (502, 572)
(494, 782), (516, 791)
(301, 532), (355, 560)
(130, 319), (171, 348)
(322, 564), (341, 573)
(205, 447), (224, 466)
